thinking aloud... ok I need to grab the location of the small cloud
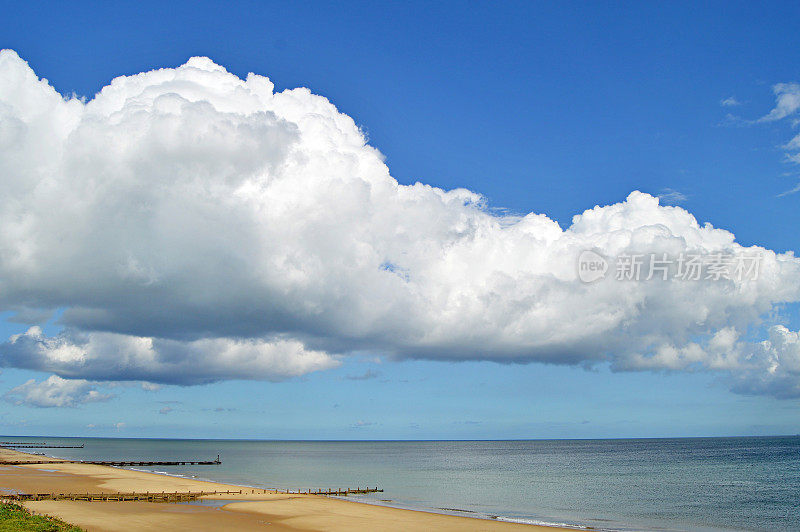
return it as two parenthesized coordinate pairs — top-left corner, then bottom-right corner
(777, 181), (800, 197)
(720, 96), (741, 107)
(781, 134), (800, 167)
(718, 112), (749, 127)
(158, 406), (173, 415)
(85, 421), (126, 430)
(755, 84), (800, 166)
(351, 420), (376, 428)
(657, 188), (688, 205)
(758, 82), (800, 122)
(213, 407), (236, 412)
(344, 369), (380, 381)
(4, 375), (114, 408)
(141, 382), (161, 392)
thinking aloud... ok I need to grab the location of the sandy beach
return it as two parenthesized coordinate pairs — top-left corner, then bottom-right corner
(0, 448), (567, 531)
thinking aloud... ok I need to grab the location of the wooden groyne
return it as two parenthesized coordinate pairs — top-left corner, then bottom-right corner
(0, 487), (382, 503)
(300, 487), (382, 495)
(248, 487), (382, 495)
(1, 490), (242, 503)
(0, 458), (221, 466)
(0, 444), (85, 449)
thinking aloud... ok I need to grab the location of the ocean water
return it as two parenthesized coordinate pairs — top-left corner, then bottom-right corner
(3, 436), (799, 531)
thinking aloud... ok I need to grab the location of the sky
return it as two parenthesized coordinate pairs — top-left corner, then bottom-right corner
(0, 0), (799, 439)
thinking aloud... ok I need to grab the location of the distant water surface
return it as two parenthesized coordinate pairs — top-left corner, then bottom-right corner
(5, 436), (799, 532)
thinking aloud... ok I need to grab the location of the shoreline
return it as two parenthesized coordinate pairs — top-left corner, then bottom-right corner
(120, 466), (592, 529)
(0, 448), (574, 531)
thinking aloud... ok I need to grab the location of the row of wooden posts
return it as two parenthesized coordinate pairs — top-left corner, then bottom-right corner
(1, 487), (382, 503)
(0, 442), (83, 449)
(254, 487), (383, 495)
(0, 458), (221, 466)
(2, 490), (241, 503)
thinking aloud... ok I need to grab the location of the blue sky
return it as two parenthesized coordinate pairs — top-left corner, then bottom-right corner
(1, 0), (799, 439)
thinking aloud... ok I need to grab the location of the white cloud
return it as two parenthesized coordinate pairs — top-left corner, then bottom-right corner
(759, 83), (800, 122)
(656, 188), (687, 205)
(731, 325), (800, 399)
(756, 82), (800, 194)
(720, 96), (741, 107)
(5, 375), (114, 408)
(777, 180), (800, 197)
(782, 134), (800, 165)
(0, 50), (799, 397)
(1, 326), (339, 385)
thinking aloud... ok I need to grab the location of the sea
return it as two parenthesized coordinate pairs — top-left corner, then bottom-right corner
(3, 436), (798, 532)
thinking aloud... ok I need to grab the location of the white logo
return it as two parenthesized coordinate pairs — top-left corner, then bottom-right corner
(578, 250), (608, 283)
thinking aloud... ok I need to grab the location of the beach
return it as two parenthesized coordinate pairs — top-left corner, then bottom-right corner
(0, 448), (562, 531)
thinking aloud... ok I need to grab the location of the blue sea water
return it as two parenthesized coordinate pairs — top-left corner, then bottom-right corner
(3, 436), (798, 531)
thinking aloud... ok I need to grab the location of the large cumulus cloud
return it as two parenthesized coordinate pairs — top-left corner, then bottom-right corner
(1, 50), (800, 395)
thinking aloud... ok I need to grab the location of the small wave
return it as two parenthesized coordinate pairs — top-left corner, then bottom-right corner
(494, 516), (593, 529)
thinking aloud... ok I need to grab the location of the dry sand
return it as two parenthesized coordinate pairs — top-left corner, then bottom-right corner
(0, 448), (569, 531)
